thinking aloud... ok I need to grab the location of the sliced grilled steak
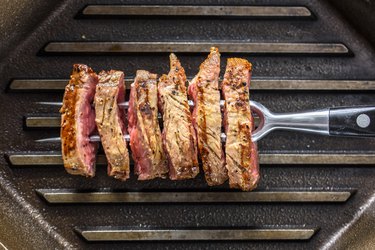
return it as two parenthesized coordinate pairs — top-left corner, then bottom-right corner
(60, 64), (98, 177)
(128, 70), (168, 180)
(222, 58), (260, 191)
(188, 47), (227, 186)
(158, 54), (199, 180)
(95, 70), (130, 180)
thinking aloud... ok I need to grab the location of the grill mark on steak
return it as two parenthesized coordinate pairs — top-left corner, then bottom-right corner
(60, 64), (98, 177)
(196, 122), (218, 141)
(158, 53), (199, 180)
(199, 139), (222, 164)
(95, 70), (130, 180)
(162, 93), (190, 117)
(128, 70), (168, 180)
(222, 58), (260, 191)
(188, 47), (228, 186)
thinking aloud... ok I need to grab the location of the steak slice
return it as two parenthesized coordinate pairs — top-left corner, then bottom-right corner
(188, 47), (227, 186)
(158, 54), (199, 180)
(60, 64), (98, 177)
(222, 58), (260, 191)
(95, 70), (130, 180)
(128, 70), (168, 180)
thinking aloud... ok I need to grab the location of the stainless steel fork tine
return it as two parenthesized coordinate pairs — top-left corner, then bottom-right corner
(36, 133), (227, 143)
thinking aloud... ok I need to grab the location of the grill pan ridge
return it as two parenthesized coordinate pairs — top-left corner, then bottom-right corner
(1, 0), (375, 249)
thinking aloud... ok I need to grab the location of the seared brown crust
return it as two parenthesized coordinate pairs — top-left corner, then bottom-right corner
(95, 70), (130, 180)
(128, 70), (168, 180)
(222, 58), (260, 191)
(188, 47), (227, 186)
(60, 64), (98, 177)
(158, 54), (199, 180)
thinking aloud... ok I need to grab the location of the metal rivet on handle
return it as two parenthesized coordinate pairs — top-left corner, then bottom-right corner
(356, 114), (370, 128)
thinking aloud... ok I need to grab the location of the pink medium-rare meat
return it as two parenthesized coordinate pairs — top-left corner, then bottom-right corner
(158, 53), (199, 180)
(95, 70), (130, 180)
(188, 47), (227, 186)
(222, 58), (260, 191)
(60, 64), (98, 177)
(128, 70), (168, 180)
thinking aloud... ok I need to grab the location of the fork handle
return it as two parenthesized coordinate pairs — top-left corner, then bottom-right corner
(329, 106), (375, 137)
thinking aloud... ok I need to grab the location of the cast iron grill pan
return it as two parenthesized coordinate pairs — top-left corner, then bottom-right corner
(1, 1), (375, 249)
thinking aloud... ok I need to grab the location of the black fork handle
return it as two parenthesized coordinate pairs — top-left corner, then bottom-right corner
(329, 106), (375, 137)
